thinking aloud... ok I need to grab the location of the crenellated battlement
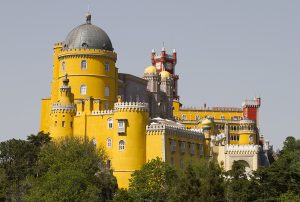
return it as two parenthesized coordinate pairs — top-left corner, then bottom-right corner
(91, 110), (114, 115)
(180, 106), (243, 112)
(58, 48), (117, 61)
(114, 102), (149, 112)
(51, 103), (76, 113)
(146, 123), (204, 140)
(225, 144), (259, 154)
(54, 42), (63, 47)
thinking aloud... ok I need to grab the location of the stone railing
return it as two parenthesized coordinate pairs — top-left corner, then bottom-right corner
(114, 102), (149, 112)
(225, 144), (259, 154)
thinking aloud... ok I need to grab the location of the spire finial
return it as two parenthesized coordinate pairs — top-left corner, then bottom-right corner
(86, 12), (91, 24)
(63, 73), (69, 86)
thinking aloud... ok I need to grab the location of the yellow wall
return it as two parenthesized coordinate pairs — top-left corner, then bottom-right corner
(40, 98), (51, 133)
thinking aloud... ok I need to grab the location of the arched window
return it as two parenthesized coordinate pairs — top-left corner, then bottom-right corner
(107, 138), (112, 148)
(105, 86), (110, 97)
(105, 63), (110, 72)
(61, 61), (66, 72)
(81, 60), (87, 70)
(80, 84), (87, 95)
(107, 118), (113, 129)
(119, 140), (125, 151)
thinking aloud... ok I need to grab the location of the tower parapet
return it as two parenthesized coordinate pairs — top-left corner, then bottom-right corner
(225, 144), (259, 155)
(114, 102), (149, 112)
(242, 97), (261, 126)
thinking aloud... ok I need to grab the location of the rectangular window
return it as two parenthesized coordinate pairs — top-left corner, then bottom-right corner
(199, 144), (204, 156)
(118, 120), (126, 134)
(180, 142), (186, 153)
(181, 115), (186, 120)
(190, 143), (195, 155)
(221, 115), (225, 120)
(70, 122), (73, 128)
(195, 115), (200, 120)
(62, 121), (65, 128)
(171, 140), (176, 152)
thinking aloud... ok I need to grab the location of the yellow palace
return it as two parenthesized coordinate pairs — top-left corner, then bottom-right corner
(40, 13), (270, 188)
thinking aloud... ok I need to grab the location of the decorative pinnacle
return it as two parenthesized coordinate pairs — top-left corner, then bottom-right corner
(63, 74), (69, 86)
(86, 12), (91, 24)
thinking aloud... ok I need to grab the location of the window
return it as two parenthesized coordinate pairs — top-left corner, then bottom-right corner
(180, 142), (186, 153)
(105, 103), (109, 110)
(62, 121), (65, 127)
(190, 143), (195, 155)
(199, 144), (204, 156)
(80, 84), (87, 95)
(119, 140), (125, 151)
(105, 86), (110, 97)
(70, 122), (73, 128)
(181, 114), (186, 120)
(118, 120), (126, 133)
(61, 61), (65, 72)
(81, 60), (87, 70)
(107, 138), (112, 148)
(105, 63), (110, 72)
(195, 115), (200, 120)
(171, 140), (176, 152)
(221, 115), (225, 120)
(108, 118), (113, 129)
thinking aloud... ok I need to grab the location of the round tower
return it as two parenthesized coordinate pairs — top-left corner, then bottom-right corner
(50, 75), (76, 139)
(53, 13), (118, 109)
(112, 100), (149, 188)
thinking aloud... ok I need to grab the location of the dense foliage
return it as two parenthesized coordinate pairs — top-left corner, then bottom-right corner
(115, 136), (300, 202)
(0, 135), (299, 201)
(0, 133), (117, 202)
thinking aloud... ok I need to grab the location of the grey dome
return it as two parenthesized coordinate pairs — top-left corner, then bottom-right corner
(63, 15), (113, 51)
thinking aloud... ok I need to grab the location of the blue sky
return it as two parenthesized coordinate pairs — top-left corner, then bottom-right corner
(0, 0), (299, 149)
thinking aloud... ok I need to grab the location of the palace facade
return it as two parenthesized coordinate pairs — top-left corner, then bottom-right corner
(40, 13), (270, 188)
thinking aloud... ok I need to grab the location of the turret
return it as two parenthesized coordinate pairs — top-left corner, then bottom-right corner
(159, 70), (173, 118)
(113, 99), (149, 188)
(151, 48), (179, 99)
(49, 75), (76, 139)
(242, 97), (261, 128)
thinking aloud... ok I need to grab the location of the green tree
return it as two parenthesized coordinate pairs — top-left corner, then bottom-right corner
(26, 137), (117, 202)
(127, 158), (178, 202)
(251, 136), (300, 201)
(225, 161), (252, 202)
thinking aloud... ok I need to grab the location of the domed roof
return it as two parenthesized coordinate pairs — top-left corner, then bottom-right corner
(202, 118), (212, 125)
(63, 14), (113, 51)
(144, 65), (157, 74)
(160, 70), (171, 79)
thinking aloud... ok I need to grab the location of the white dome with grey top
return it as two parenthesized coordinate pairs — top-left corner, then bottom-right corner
(63, 13), (113, 51)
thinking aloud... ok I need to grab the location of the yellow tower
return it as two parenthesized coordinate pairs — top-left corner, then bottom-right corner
(40, 13), (118, 134)
(112, 99), (149, 188)
(54, 13), (118, 109)
(49, 75), (76, 138)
